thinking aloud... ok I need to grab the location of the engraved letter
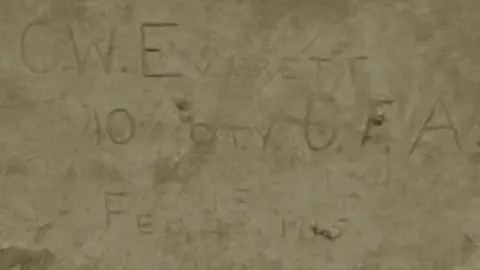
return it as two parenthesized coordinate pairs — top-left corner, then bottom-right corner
(409, 96), (461, 156)
(93, 111), (105, 145)
(308, 57), (337, 103)
(303, 91), (336, 151)
(106, 108), (136, 145)
(253, 123), (275, 151)
(347, 56), (368, 86)
(190, 122), (216, 145)
(219, 125), (249, 148)
(67, 24), (116, 74)
(360, 97), (394, 147)
(136, 214), (153, 234)
(21, 21), (56, 73)
(348, 56), (369, 121)
(104, 191), (128, 228)
(309, 57), (330, 85)
(140, 22), (182, 78)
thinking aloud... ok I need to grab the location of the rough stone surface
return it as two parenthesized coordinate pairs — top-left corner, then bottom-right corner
(1, 0), (480, 269)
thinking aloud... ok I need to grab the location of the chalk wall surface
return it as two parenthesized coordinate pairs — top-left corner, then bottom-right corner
(1, 0), (480, 269)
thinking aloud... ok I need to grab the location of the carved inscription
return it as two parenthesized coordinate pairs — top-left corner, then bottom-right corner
(140, 22), (182, 78)
(93, 112), (103, 145)
(136, 214), (154, 234)
(19, 19), (476, 158)
(20, 20), (187, 76)
(290, 152), (306, 168)
(303, 91), (336, 151)
(189, 122), (216, 145)
(409, 96), (461, 156)
(254, 56), (304, 92)
(217, 112), (335, 153)
(67, 24), (117, 74)
(21, 21), (56, 73)
(103, 191), (129, 228)
(348, 56), (370, 121)
(84, 108), (136, 145)
(106, 108), (136, 145)
(219, 125), (273, 150)
(361, 97), (394, 147)
(281, 216), (305, 241)
(309, 56), (330, 87)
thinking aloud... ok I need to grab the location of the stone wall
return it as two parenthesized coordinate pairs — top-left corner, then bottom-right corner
(1, 0), (480, 269)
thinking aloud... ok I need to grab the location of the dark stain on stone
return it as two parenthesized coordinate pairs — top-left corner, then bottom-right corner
(172, 97), (194, 123)
(0, 246), (56, 270)
(174, 99), (189, 111)
(34, 223), (53, 244)
(4, 156), (28, 177)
